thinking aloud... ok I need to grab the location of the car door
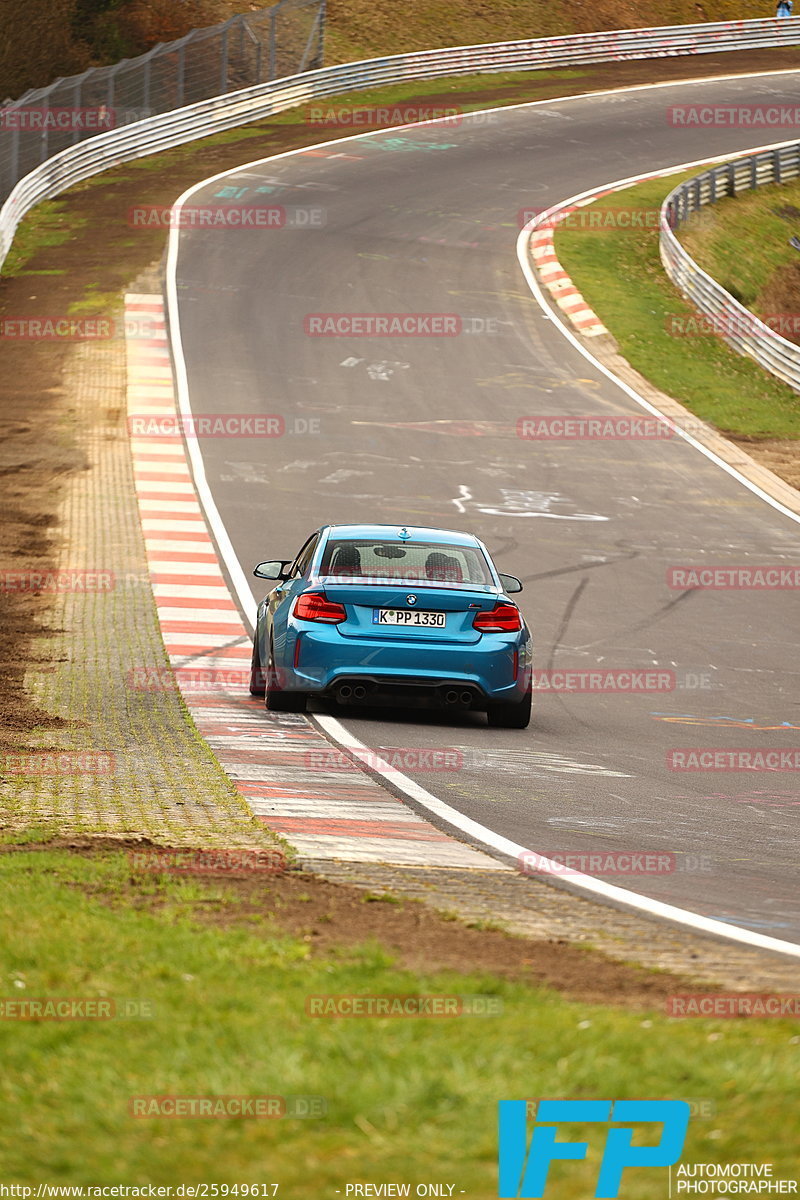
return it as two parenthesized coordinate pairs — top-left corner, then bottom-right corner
(268, 532), (320, 666)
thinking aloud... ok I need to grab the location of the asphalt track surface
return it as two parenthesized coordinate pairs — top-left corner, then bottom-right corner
(170, 71), (800, 945)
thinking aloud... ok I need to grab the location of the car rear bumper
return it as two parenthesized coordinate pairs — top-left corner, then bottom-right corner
(285, 625), (531, 706)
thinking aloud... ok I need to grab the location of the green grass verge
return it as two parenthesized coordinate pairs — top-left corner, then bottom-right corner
(2, 199), (80, 278)
(0, 848), (798, 1188)
(554, 173), (800, 440)
(679, 178), (800, 309)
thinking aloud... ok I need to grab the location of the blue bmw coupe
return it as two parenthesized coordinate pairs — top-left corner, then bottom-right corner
(250, 523), (532, 728)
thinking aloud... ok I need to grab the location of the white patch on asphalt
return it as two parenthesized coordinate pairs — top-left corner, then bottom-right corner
(366, 361), (410, 381)
(456, 747), (632, 778)
(319, 469), (373, 484)
(452, 483), (608, 522)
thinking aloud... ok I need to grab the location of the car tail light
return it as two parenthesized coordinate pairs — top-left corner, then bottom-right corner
(294, 592), (347, 624)
(473, 603), (522, 632)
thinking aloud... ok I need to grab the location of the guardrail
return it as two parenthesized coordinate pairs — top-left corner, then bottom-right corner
(3, 17), (800, 271)
(661, 144), (800, 392)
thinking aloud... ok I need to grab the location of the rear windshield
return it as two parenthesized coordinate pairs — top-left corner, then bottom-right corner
(317, 539), (494, 586)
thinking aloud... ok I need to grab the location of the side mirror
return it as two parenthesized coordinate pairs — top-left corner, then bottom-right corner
(499, 573), (523, 594)
(254, 560), (291, 580)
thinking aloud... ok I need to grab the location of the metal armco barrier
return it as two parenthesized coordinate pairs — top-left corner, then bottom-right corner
(2, 17), (800, 271)
(661, 141), (800, 392)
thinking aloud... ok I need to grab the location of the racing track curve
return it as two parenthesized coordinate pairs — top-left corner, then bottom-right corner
(167, 71), (800, 947)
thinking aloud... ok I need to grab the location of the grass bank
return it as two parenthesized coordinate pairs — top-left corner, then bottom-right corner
(554, 173), (800, 441)
(679, 177), (800, 330)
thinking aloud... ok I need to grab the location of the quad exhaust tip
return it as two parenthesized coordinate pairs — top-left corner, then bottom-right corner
(336, 682), (367, 703)
(336, 682), (474, 707)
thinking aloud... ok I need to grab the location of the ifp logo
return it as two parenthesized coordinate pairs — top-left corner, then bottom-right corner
(498, 1099), (690, 1197)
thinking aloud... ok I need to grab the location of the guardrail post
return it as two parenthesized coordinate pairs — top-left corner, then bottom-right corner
(709, 167), (716, 203)
(774, 147), (782, 184)
(726, 162), (735, 197)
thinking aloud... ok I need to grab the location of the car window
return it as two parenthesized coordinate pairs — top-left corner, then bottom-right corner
(318, 540), (494, 585)
(289, 534), (319, 579)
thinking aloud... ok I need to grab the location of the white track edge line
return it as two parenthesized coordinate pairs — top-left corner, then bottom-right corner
(165, 72), (800, 958)
(314, 712), (800, 958)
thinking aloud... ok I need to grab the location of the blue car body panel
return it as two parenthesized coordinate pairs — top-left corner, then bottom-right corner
(255, 524), (532, 707)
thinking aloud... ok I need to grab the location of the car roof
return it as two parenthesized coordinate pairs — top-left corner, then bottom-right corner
(319, 524), (482, 548)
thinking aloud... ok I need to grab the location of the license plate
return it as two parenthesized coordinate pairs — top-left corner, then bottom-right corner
(373, 608), (446, 627)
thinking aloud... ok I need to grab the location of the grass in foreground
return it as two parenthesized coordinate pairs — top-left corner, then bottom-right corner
(0, 846), (797, 1192)
(554, 173), (800, 441)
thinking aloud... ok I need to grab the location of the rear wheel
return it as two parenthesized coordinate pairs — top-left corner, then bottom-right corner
(249, 632), (265, 696)
(486, 690), (531, 729)
(264, 638), (307, 713)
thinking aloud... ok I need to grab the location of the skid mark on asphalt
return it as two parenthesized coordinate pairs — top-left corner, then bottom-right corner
(352, 419), (516, 437)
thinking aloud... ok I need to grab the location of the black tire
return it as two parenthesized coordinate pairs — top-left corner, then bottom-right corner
(486, 689), (531, 729)
(249, 632), (266, 696)
(264, 639), (307, 713)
